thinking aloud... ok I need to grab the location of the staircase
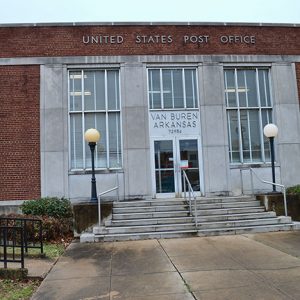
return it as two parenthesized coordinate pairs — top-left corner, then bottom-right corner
(82, 196), (299, 242)
(195, 196), (296, 236)
(93, 198), (196, 242)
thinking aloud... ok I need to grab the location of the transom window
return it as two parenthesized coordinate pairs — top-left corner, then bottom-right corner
(224, 68), (272, 164)
(148, 68), (198, 109)
(69, 69), (122, 170)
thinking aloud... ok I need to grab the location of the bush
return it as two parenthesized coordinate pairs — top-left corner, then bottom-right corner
(41, 216), (73, 243)
(21, 197), (73, 219)
(286, 185), (300, 195)
(20, 197), (74, 242)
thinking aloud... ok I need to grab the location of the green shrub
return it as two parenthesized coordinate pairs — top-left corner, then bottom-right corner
(21, 197), (73, 219)
(286, 185), (300, 195)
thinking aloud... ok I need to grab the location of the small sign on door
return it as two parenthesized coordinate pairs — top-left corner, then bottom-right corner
(180, 160), (189, 169)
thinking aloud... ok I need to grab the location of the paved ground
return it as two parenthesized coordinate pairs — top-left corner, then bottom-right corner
(32, 231), (300, 300)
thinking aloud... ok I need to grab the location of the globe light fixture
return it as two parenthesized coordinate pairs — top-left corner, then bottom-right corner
(263, 123), (278, 192)
(84, 128), (100, 202)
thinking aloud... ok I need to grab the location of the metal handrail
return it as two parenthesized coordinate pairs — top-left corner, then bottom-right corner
(247, 167), (288, 217)
(97, 186), (119, 227)
(182, 170), (198, 226)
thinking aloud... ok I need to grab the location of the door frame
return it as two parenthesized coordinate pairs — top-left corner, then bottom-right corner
(150, 136), (204, 198)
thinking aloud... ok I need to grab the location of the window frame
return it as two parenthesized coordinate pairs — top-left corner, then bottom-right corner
(147, 67), (199, 110)
(68, 69), (123, 171)
(224, 67), (273, 165)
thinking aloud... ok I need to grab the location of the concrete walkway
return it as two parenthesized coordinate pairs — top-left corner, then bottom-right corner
(32, 231), (300, 300)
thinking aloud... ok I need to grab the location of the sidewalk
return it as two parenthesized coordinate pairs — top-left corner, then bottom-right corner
(31, 231), (300, 299)
(26, 257), (56, 280)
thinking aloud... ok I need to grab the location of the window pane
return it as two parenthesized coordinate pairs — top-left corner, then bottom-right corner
(162, 70), (173, 108)
(173, 70), (184, 108)
(70, 114), (83, 169)
(149, 68), (197, 109)
(84, 113), (107, 168)
(148, 70), (161, 109)
(237, 71), (247, 107)
(262, 109), (272, 161)
(240, 110), (251, 162)
(69, 71), (82, 111)
(228, 110), (240, 163)
(249, 110), (261, 162)
(96, 114), (108, 168)
(246, 70), (258, 107)
(95, 71), (106, 110)
(154, 140), (174, 169)
(224, 70), (237, 107)
(185, 69), (198, 108)
(155, 170), (175, 193)
(108, 112), (122, 168)
(107, 70), (120, 110)
(84, 71), (95, 110)
(258, 70), (271, 107)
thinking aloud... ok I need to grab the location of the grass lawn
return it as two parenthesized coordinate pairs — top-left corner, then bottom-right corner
(0, 242), (67, 300)
(0, 279), (40, 300)
(26, 242), (66, 260)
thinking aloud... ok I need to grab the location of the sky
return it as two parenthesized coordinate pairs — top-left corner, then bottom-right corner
(0, 0), (299, 24)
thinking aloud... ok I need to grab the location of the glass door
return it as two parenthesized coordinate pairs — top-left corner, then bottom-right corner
(178, 139), (200, 193)
(152, 137), (201, 197)
(154, 140), (176, 195)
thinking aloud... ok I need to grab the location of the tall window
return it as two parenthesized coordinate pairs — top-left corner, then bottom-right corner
(69, 69), (122, 170)
(148, 68), (198, 109)
(224, 68), (272, 163)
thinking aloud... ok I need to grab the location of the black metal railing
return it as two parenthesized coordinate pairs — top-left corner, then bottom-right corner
(0, 217), (43, 254)
(0, 226), (25, 268)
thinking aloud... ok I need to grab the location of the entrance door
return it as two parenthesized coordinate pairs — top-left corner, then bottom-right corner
(152, 137), (201, 197)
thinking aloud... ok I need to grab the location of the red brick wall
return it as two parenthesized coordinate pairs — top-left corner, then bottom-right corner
(0, 24), (299, 57)
(0, 66), (40, 201)
(296, 63), (300, 104)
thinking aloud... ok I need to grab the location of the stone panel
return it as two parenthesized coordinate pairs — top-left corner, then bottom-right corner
(278, 144), (300, 187)
(200, 105), (228, 147)
(41, 152), (66, 198)
(202, 146), (230, 195)
(199, 63), (224, 106)
(122, 106), (149, 150)
(272, 63), (299, 105)
(124, 149), (151, 198)
(121, 63), (147, 107)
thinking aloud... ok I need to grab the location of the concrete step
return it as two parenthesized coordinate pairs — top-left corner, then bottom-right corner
(196, 206), (265, 216)
(197, 211), (276, 222)
(113, 204), (188, 214)
(107, 216), (195, 226)
(197, 223), (295, 237)
(95, 223), (196, 234)
(113, 199), (186, 208)
(195, 196), (255, 204)
(83, 222), (300, 242)
(192, 201), (261, 210)
(112, 196), (255, 208)
(112, 210), (190, 220)
(94, 229), (198, 242)
(112, 201), (261, 214)
(196, 216), (292, 230)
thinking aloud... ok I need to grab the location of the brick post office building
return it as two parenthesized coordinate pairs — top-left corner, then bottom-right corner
(1, 22), (300, 204)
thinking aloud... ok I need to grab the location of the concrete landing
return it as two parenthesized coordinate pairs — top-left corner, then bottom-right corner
(32, 232), (300, 299)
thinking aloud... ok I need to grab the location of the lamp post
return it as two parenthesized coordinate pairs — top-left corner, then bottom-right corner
(84, 128), (100, 202)
(263, 123), (278, 192)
